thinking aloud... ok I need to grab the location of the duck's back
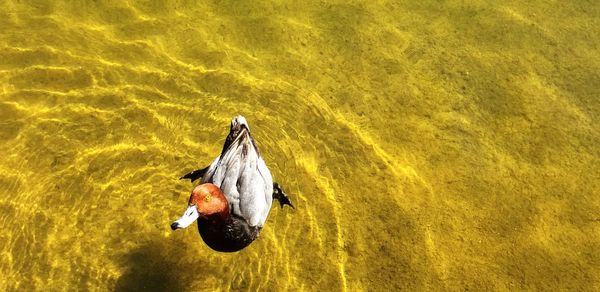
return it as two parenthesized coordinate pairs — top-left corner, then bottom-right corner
(202, 133), (273, 228)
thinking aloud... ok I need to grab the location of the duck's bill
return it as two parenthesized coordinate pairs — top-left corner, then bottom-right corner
(170, 205), (199, 230)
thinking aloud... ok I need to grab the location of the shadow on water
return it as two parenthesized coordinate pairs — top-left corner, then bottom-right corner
(115, 236), (210, 292)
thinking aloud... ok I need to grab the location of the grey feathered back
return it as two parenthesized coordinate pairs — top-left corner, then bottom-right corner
(202, 117), (273, 227)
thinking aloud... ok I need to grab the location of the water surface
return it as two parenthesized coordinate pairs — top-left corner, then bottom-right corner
(0, 1), (599, 290)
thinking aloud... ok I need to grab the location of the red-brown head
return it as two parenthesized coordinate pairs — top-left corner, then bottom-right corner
(189, 183), (229, 219)
(171, 183), (230, 230)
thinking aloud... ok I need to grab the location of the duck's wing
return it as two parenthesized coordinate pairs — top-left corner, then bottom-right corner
(237, 156), (273, 227)
(203, 140), (273, 227)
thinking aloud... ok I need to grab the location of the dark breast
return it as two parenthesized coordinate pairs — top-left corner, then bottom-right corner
(197, 216), (261, 252)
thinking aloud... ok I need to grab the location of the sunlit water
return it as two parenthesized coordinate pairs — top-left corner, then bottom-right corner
(1, 1), (599, 291)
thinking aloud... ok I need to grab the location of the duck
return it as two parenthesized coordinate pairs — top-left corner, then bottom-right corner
(171, 115), (294, 252)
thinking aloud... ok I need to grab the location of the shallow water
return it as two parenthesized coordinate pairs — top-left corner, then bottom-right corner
(1, 1), (599, 291)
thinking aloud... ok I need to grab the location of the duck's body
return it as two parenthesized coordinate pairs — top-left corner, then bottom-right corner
(171, 116), (293, 252)
(202, 116), (273, 228)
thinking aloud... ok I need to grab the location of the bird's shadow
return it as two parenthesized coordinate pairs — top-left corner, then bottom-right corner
(114, 236), (202, 292)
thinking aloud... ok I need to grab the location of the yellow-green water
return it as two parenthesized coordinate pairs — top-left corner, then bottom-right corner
(1, 1), (599, 290)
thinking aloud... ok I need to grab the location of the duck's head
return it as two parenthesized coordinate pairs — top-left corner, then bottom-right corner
(171, 183), (230, 230)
